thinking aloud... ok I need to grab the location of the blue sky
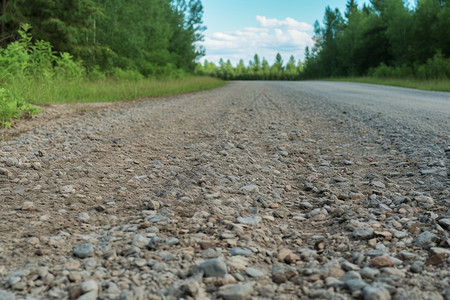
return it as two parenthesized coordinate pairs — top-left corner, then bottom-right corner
(199, 0), (416, 65)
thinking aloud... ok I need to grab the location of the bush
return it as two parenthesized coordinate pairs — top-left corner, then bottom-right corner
(0, 88), (41, 128)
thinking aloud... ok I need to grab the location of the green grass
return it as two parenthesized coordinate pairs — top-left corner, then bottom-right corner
(327, 77), (450, 92)
(5, 76), (226, 105)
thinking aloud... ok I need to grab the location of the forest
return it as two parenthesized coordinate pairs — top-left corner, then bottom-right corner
(196, 0), (450, 81)
(0, 0), (222, 128)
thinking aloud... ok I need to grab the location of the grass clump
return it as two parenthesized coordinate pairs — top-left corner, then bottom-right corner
(0, 88), (41, 128)
(329, 77), (450, 92)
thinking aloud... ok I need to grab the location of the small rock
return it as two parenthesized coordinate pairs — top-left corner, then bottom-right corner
(414, 195), (434, 207)
(425, 253), (447, 266)
(369, 256), (395, 268)
(0, 167), (12, 177)
(77, 212), (90, 222)
(202, 248), (222, 259)
(236, 216), (262, 225)
(245, 267), (265, 278)
(339, 271), (362, 282)
(271, 265), (296, 284)
(148, 200), (160, 210)
(21, 201), (36, 211)
(73, 243), (94, 258)
(353, 228), (374, 240)
(360, 267), (380, 280)
(132, 234), (150, 249)
(77, 291), (97, 300)
(240, 184), (259, 193)
(230, 247), (252, 257)
(346, 279), (368, 293)
(5, 157), (19, 167)
(80, 279), (98, 293)
(413, 231), (437, 248)
(277, 248), (299, 263)
(218, 283), (254, 300)
(0, 290), (15, 300)
(198, 258), (227, 278)
(363, 284), (391, 300)
(60, 185), (75, 194)
(438, 218), (450, 228)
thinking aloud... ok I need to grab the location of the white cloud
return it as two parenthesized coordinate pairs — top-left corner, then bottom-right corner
(256, 16), (314, 31)
(198, 16), (314, 65)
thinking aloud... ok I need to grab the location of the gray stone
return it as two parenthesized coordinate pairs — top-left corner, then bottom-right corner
(73, 243), (94, 258)
(438, 218), (450, 228)
(339, 271), (362, 282)
(198, 258), (227, 277)
(236, 216), (262, 225)
(202, 248), (222, 259)
(240, 184), (259, 193)
(166, 237), (179, 246)
(352, 228), (374, 239)
(360, 267), (380, 280)
(77, 291), (98, 300)
(325, 277), (345, 288)
(363, 284), (391, 300)
(392, 230), (408, 239)
(132, 234), (149, 248)
(5, 157), (19, 167)
(271, 265), (297, 284)
(218, 283), (254, 300)
(230, 247), (252, 257)
(410, 261), (424, 274)
(413, 231), (437, 248)
(414, 195), (434, 207)
(346, 279), (368, 293)
(0, 290), (15, 300)
(245, 267), (265, 278)
(80, 279), (98, 293)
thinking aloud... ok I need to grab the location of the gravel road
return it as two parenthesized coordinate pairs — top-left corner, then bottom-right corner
(0, 81), (449, 300)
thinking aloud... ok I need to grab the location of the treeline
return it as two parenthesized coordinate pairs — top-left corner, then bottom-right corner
(0, 0), (205, 76)
(195, 53), (304, 80)
(304, 0), (450, 79)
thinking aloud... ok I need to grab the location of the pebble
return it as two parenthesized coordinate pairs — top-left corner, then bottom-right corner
(438, 218), (450, 228)
(73, 244), (94, 258)
(346, 279), (367, 293)
(413, 231), (437, 248)
(218, 283), (254, 300)
(198, 258), (227, 278)
(0, 290), (15, 300)
(369, 256), (395, 268)
(272, 265), (296, 284)
(236, 216), (262, 225)
(362, 284), (391, 300)
(132, 234), (150, 249)
(230, 247), (252, 257)
(245, 267), (265, 278)
(21, 201), (36, 211)
(353, 228), (374, 239)
(240, 184), (259, 193)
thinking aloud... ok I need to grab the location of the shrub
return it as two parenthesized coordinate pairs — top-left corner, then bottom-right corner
(0, 88), (41, 128)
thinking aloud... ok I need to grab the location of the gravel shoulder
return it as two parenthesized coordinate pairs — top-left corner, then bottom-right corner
(0, 81), (449, 300)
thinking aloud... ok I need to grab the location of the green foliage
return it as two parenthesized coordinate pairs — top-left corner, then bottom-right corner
(195, 53), (303, 81)
(0, 87), (40, 128)
(304, 0), (450, 80)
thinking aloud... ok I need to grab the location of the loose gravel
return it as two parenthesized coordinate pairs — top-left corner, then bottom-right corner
(0, 81), (449, 299)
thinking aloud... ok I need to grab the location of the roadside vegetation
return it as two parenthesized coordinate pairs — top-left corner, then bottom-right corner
(196, 0), (450, 91)
(0, 0), (223, 128)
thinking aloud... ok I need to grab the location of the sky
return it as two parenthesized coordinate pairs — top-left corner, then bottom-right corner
(198, 0), (416, 65)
